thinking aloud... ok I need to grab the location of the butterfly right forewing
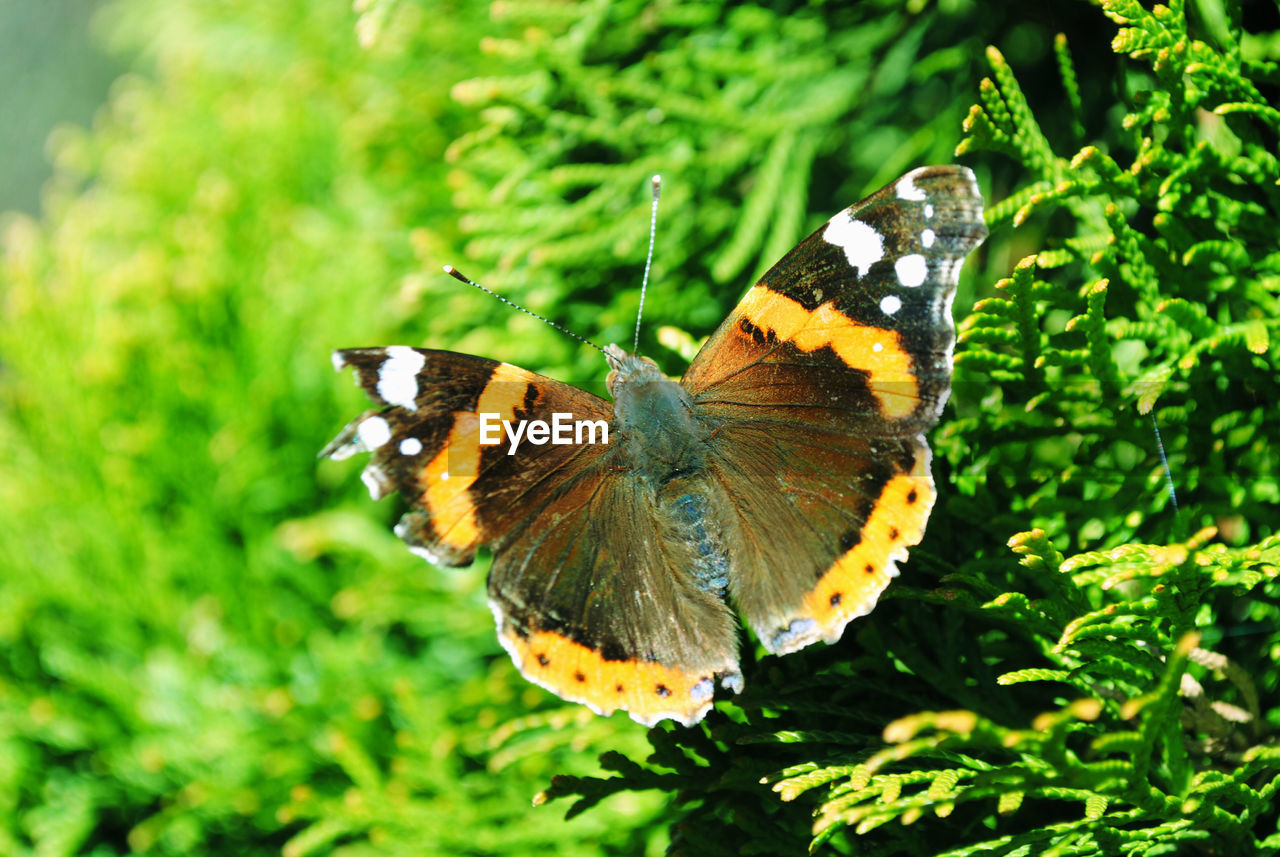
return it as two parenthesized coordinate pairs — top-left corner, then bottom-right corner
(679, 165), (986, 654)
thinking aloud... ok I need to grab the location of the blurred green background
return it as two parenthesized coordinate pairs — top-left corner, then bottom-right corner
(3, 0), (1276, 855)
(0, 0), (118, 214)
(3, 2), (674, 854)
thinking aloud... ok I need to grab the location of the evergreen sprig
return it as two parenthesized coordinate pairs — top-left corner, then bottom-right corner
(952, 0), (1280, 550)
(439, 0), (990, 377)
(543, 525), (1278, 855)
(541, 1), (1280, 853)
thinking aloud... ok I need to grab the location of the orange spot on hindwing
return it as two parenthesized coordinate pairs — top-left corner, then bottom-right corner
(764, 450), (933, 655)
(736, 285), (919, 418)
(802, 452), (934, 641)
(497, 626), (723, 727)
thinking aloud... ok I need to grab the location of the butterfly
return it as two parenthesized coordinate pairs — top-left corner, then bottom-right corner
(321, 166), (987, 725)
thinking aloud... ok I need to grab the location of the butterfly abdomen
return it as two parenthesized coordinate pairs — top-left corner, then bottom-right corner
(667, 492), (730, 599)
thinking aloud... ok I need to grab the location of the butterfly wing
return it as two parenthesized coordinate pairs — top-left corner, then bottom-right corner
(321, 347), (613, 565)
(690, 421), (934, 655)
(323, 165), (984, 720)
(486, 468), (741, 726)
(681, 165), (986, 653)
(323, 347), (740, 725)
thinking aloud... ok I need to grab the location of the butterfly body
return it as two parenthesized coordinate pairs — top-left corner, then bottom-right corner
(323, 166), (987, 725)
(606, 348), (712, 482)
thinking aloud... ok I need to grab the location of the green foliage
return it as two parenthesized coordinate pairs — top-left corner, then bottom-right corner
(536, 1), (1280, 855)
(440, 0), (992, 385)
(0, 1), (664, 855)
(2, 0), (1277, 856)
(955, 0), (1280, 551)
(805, 528), (1278, 854)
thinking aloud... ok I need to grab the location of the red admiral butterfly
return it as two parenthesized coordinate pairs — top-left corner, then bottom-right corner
(322, 166), (987, 725)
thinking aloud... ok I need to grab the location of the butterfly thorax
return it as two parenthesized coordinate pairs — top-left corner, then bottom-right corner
(604, 344), (713, 486)
(604, 345), (729, 599)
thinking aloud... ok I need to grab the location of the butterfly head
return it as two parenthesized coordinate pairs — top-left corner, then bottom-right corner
(603, 343), (666, 399)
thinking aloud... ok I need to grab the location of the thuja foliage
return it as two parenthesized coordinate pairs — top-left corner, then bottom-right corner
(537, 1), (1280, 855)
(1, 1), (671, 856)
(439, 0), (998, 386)
(955, 3), (1280, 550)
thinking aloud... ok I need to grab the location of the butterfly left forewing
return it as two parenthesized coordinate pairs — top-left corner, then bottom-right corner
(322, 347), (614, 566)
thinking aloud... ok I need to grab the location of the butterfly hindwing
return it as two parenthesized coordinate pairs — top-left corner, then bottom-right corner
(699, 421), (934, 654)
(487, 467), (742, 726)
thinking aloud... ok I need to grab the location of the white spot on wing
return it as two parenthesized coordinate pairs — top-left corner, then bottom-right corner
(356, 416), (392, 450)
(771, 617), (819, 653)
(924, 203), (934, 219)
(896, 170), (927, 201)
(965, 169), (982, 198)
(879, 294), (902, 315)
(407, 544), (444, 565)
(331, 351), (349, 372)
(895, 254), (928, 287)
(399, 437), (423, 456)
(326, 444), (356, 461)
(921, 228), (936, 248)
(322, 423), (362, 460)
(377, 346), (426, 411)
(361, 465), (390, 500)
(872, 342), (883, 352)
(823, 214), (883, 277)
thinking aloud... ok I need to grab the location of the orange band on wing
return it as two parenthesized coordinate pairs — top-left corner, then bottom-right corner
(737, 285), (919, 418)
(421, 363), (534, 550)
(498, 627), (718, 727)
(802, 454), (935, 636)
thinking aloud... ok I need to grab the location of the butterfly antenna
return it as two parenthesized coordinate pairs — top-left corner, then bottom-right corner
(442, 265), (607, 357)
(1150, 412), (1179, 516)
(633, 174), (662, 354)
